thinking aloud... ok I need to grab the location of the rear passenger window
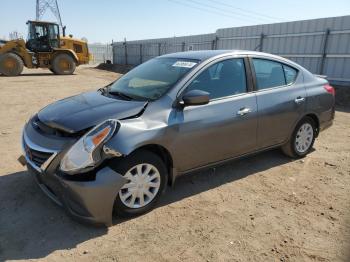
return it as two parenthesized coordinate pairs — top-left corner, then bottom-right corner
(252, 59), (285, 90)
(283, 65), (297, 85)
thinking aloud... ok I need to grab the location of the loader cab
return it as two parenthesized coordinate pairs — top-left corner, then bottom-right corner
(26, 21), (60, 52)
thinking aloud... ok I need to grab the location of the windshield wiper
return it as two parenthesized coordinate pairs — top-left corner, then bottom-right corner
(108, 90), (134, 101)
(98, 82), (114, 95)
(98, 84), (134, 101)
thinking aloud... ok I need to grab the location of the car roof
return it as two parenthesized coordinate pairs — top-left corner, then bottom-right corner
(160, 50), (270, 60)
(159, 50), (302, 69)
(160, 50), (234, 61)
(161, 49), (285, 60)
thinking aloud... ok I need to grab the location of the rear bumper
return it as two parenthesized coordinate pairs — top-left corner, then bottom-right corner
(25, 159), (127, 227)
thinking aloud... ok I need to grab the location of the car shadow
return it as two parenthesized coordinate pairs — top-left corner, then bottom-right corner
(0, 170), (106, 261)
(0, 149), (293, 260)
(157, 149), (293, 209)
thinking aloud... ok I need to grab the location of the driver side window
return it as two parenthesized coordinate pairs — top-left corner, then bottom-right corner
(186, 58), (247, 100)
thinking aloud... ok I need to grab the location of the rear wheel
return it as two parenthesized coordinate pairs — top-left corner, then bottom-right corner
(282, 117), (316, 158)
(111, 150), (168, 217)
(51, 53), (76, 75)
(0, 53), (24, 76)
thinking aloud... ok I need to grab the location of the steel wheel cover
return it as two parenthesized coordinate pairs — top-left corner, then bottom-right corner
(119, 163), (161, 209)
(295, 123), (313, 153)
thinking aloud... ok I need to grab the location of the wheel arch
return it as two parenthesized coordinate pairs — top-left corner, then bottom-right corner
(52, 49), (79, 64)
(285, 113), (320, 144)
(304, 113), (320, 137)
(136, 144), (175, 186)
(113, 143), (176, 187)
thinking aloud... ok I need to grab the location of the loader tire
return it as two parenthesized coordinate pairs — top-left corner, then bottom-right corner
(0, 53), (24, 76)
(52, 53), (76, 75)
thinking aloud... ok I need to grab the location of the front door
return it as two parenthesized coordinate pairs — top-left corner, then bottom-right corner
(172, 57), (258, 172)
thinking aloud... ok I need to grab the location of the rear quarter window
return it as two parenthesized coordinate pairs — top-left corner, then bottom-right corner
(283, 64), (298, 85)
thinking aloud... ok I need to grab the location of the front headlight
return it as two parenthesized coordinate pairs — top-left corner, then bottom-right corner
(60, 119), (118, 174)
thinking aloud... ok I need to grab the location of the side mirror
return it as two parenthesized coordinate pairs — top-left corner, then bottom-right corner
(182, 90), (210, 107)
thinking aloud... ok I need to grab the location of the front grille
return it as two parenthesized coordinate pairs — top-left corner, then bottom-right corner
(24, 142), (53, 168)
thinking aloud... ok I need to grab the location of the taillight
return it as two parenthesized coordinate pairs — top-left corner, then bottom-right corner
(324, 84), (335, 96)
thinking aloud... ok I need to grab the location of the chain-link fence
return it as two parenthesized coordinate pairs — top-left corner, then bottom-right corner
(88, 43), (113, 64)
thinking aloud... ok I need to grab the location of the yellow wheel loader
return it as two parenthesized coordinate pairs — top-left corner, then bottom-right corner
(0, 21), (90, 76)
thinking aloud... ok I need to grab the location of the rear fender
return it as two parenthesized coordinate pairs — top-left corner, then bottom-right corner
(285, 112), (320, 142)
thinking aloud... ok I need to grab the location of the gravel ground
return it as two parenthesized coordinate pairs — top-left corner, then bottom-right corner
(0, 66), (349, 262)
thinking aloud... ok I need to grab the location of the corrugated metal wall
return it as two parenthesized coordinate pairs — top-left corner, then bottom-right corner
(113, 33), (215, 65)
(88, 44), (113, 64)
(112, 16), (350, 85)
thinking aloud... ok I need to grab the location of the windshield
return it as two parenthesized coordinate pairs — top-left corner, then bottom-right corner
(109, 57), (199, 101)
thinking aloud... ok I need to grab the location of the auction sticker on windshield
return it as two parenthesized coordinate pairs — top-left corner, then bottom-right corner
(172, 61), (197, 68)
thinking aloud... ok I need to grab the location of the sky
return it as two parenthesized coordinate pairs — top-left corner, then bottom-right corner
(0, 0), (349, 44)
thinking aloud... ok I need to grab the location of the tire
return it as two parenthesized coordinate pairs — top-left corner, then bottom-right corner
(111, 149), (168, 217)
(51, 53), (76, 75)
(0, 53), (24, 76)
(281, 117), (316, 158)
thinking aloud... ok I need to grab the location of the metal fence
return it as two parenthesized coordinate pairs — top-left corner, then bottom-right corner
(112, 15), (350, 86)
(88, 43), (113, 64)
(113, 33), (215, 65)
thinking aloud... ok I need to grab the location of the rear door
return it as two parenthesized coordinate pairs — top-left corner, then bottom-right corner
(172, 57), (258, 171)
(250, 57), (306, 149)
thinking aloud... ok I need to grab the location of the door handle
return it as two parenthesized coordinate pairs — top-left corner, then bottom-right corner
(237, 107), (251, 116)
(294, 97), (305, 104)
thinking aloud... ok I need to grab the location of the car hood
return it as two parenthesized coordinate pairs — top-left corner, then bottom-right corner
(37, 91), (147, 133)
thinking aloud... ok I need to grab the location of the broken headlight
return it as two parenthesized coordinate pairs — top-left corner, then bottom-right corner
(60, 119), (118, 175)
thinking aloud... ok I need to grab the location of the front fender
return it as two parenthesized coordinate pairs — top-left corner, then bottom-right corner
(105, 118), (169, 157)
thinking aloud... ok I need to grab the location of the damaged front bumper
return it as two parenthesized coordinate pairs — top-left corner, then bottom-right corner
(20, 123), (127, 226)
(26, 162), (126, 226)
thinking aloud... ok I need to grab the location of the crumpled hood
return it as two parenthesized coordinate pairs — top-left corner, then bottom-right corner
(38, 91), (147, 133)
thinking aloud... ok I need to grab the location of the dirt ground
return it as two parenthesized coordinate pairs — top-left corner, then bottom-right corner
(0, 66), (349, 262)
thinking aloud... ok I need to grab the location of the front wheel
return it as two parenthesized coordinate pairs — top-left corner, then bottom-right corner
(282, 117), (316, 158)
(111, 150), (168, 217)
(0, 53), (24, 76)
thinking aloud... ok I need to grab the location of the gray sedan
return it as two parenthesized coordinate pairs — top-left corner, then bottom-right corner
(19, 50), (335, 226)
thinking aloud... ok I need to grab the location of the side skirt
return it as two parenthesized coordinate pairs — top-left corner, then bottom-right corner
(174, 143), (286, 179)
